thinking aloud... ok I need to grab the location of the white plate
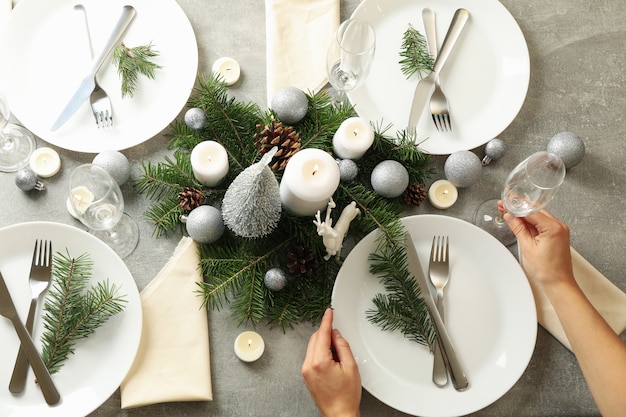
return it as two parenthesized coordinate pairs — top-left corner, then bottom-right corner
(347, 0), (530, 155)
(0, 222), (142, 417)
(0, 0), (198, 153)
(332, 215), (536, 417)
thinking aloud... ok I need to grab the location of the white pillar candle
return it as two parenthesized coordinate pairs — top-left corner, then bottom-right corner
(190, 141), (229, 187)
(428, 180), (458, 209)
(29, 147), (61, 178)
(234, 331), (265, 362)
(212, 57), (241, 86)
(280, 149), (340, 216)
(332, 117), (375, 160)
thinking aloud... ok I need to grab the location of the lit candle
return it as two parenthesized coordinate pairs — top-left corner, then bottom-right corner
(67, 185), (95, 218)
(234, 331), (265, 362)
(212, 57), (241, 86)
(190, 141), (229, 187)
(332, 117), (375, 160)
(428, 180), (458, 209)
(279, 149), (340, 216)
(29, 147), (61, 178)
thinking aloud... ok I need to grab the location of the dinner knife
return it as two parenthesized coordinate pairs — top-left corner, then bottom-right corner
(50, 5), (136, 131)
(0, 271), (61, 405)
(404, 232), (469, 391)
(408, 8), (470, 132)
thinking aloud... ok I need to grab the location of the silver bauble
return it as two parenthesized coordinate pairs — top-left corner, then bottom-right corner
(271, 87), (308, 125)
(15, 168), (45, 191)
(184, 107), (208, 130)
(482, 138), (506, 165)
(547, 131), (585, 169)
(371, 160), (409, 198)
(264, 268), (288, 291)
(92, 151), (131, 186)
(444, 151), (482, 187)
(338, 158), (358, 182)
(186, 205), (225, 244)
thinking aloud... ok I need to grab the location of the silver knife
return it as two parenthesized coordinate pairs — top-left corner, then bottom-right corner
(405, 232), (469, 391)
(0, 271), (61, 405)
(408, 8), (470, 132)
(50, 5), (136, 131)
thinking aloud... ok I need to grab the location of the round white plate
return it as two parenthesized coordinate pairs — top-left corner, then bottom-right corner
(347, 0), (530, 155)
(0, 0), (198, 153)
(0, 222), (142, 417)
(332, 215), (537, 417)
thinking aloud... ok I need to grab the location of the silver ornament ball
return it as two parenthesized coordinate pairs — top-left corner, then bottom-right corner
(185, 205), (225, 244)
(547, 131), (585, 169)
(371, 160), (409, 198)
(15, 168), (44, 191)
(271, 87), (308, 125)
(264, 268), (288, 291)
(482, 138), (506, 165)
(338, 158), (358, 182)
(184, 107), (208, 130)
(444, 150), (482, 187)
(92, 151), (131, 186)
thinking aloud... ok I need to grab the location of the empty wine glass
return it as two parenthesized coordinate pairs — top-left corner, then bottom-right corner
(474, 151), (566, 246)
(326, 18), (376, 104)
(67, 164), (139, 258)
(0, 92), (36, 172)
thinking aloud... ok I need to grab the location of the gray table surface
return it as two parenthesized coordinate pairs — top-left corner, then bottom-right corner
(2, 0), (625, 416)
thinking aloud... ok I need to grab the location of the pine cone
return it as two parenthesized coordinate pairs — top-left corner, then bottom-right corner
(254, 121), (301, 171)
(287, 246), (318, 277)
(403, 183), (428, 206)
(178, 187), (205, 211)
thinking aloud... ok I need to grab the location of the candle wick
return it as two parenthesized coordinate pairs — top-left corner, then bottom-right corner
(312, 163), (320, 176)
(247, 339), (252, 347)
(353, 129), (359, 136)
(443, 190), (448, 196)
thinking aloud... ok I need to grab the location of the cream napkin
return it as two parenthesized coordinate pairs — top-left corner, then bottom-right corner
(120, 237), (213, 408)
(0, 0), (11, 23)
(265, 0), (339, 106)
(527, 246), (626, 351)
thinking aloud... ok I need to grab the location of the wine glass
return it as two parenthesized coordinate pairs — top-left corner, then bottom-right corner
(67, 164), (139, 258)
(0, 92), (36, 172)
(474, 151), (566, 246)
(326, 18), (376, 104)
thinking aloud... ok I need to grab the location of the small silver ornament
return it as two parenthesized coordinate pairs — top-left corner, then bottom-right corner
(184, 107), (208, 130)
(337, 158), (358, 182)
(185, 205), (225, 244)
(92, 151), (131, 186)
(482, 138), (506, 165)
(15, 168), (45, 191)
(371, 160), (410, 198)
(444, 150), (482, 188)
(271, 87), (308, 125)
(264, 268), (288, 291)
(547, 131), (585, 169)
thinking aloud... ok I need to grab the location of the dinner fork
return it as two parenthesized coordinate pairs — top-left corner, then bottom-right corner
(75, 4), (114, 128)
(428, 235), (450, 387)
(9, 240), (53, 394)
(423, 8), (451, 132)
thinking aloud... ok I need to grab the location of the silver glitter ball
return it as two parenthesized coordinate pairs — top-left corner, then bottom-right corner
(186, 205), (225, 244)
(184, 107), (208, 130)
(547, 131), (585, 169)
(482, 138), (506, 165)
(15, 168), (44, 191)
(444, 150), (482, 188)
(93, 151), (131, 186)
(338, 158), (358, 182)
(271, 87), (308, 125)
(264, 268), (288, 291)
(371, 160), (409, 198)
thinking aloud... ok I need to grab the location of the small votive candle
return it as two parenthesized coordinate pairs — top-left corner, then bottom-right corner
(190, 141), (229, 187)
(332, 117), (375, 160)
(428, 180), (458, 209)
(212, 57), (241, 86)
(29, 147), (61, 178)
(67, 185), (95, 218)
(234, 331), (265, 362)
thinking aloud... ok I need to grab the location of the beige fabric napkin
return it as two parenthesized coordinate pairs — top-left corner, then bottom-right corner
(527, 246), (626, 351)
(265, 0), (339, 106)
(120, 237), (212, 408)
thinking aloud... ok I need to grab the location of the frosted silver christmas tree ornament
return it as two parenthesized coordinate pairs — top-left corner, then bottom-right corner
(185, 205), (225, 244)
(370, 160), (409, 198)
(184, 107), (208, 130)
(271, 86), (308, 125)
(444, 150), (482, 188)
(547, 131), (585, 169)
(482, 138), (507, 165)
(92, 150), (131, 186)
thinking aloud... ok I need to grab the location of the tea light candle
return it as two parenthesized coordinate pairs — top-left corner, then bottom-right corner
(67, 185), (95, 218)
(212, 57), (241, 86)
(428, 180), (458, 209)
(332, 117), (375, 160)
(279, 149), (340, 216)
(29, 147), (61, 178)
(234, 331), (265, 362)
(190, 141), (229, 187)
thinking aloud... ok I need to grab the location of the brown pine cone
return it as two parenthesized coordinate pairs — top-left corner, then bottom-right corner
(287, 246), (318, 277)
(178, 187), (205, 211)
(403, 183), (428, 206)
(254, 120), (301, 171)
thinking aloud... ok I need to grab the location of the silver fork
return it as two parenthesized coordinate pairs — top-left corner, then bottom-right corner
(428, 235), (450, 387)
(9, 240), (53, 394)
(75, 4), (113, 128)
(423, 8), (451, 132)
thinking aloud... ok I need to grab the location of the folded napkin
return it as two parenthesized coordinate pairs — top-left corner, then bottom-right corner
(120, 237), (212, 408)
(265, 0), (339, 106)
(527, 246), (626, 351)
(0, 0), (11, 22)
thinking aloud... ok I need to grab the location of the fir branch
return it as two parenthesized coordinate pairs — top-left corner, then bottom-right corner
(40, 251), (126, 374)
(113, 42), (162, 98)
(399, 23), (435, 79)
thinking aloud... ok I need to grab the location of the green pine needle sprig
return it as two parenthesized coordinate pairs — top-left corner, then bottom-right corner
(399, 23), (435, 79)
(113, 42), (162, 98)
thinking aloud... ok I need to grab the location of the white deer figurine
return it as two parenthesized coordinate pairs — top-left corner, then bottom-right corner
(314, 198), (361, 261)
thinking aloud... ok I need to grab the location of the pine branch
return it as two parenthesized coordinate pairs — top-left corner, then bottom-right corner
(113, 42), (162, 98)
(399, 23), (435, 79)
